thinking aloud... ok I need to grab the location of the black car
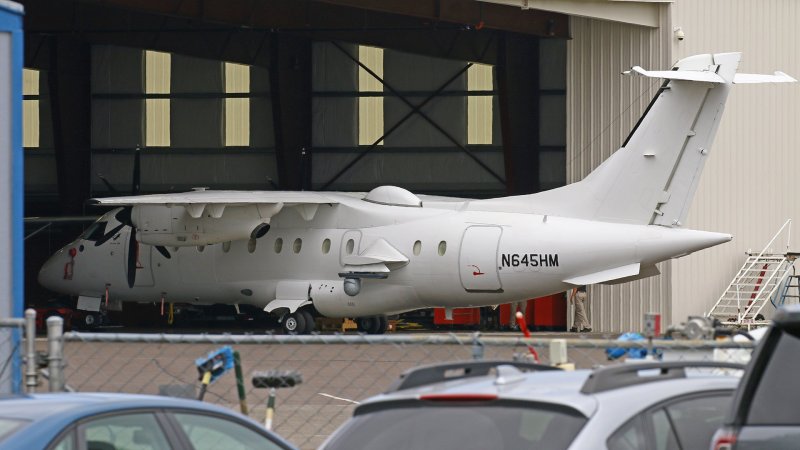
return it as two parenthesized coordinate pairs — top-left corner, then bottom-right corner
(711, 305), (800, 450)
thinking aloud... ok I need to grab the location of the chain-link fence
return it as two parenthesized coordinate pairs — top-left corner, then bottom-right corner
(0, 318), (23, 394)
(56, 332), (756, 449)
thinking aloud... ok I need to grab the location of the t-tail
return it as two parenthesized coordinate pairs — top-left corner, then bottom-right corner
(476, 52), (795, 226)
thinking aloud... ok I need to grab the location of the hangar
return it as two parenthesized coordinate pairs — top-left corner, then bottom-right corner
(19, 0), (800, 331)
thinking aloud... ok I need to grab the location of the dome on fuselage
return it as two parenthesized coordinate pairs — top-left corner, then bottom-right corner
(363, 185), (422, 207)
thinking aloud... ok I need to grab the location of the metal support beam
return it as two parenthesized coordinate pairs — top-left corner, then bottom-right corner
(322, 41), (505, 190)
(48, 36), (92, 214)
(496, 32), (541, 195)
(270, 34), (312, 190)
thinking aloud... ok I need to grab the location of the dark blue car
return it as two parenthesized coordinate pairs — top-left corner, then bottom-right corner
(0, 393), (297, 450)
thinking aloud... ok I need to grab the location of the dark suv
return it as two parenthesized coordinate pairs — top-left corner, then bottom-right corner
(712, 305), (800, 450)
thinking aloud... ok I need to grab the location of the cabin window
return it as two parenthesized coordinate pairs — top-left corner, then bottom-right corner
(248, 239), (257, 253)
(322, 238), (331, 254)
(293, 238), (302, 253)
(274, 238), (283, 253)
(222, 241), (231, 253)
(346, 239), (355, 255)
(197, 245), (205, 253)
(413, 240), (422, 256)
(438, 241), (447, 256)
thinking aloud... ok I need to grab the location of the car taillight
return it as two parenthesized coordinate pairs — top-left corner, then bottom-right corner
(710, 427), (737, 450)
(419, 393), (498, 401)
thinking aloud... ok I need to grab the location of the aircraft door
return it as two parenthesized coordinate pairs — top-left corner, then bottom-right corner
(459, 226), (503, 292)
(340, 230), (362, 264)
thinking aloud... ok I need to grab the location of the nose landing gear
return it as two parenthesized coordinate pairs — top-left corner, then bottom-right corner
(281, 308), (316, 335)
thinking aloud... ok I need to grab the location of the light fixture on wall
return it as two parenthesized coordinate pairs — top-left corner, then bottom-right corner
(673, 26), (685, 41)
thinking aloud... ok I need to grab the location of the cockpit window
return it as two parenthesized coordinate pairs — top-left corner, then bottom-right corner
(80, 221), (108, 242)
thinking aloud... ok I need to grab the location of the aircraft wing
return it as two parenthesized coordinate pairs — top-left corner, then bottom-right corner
(91, 190), (339, 206)
(92, 190), (340, 220)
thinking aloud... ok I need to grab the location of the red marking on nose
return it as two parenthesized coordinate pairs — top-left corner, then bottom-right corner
(68, 248), (77, 258)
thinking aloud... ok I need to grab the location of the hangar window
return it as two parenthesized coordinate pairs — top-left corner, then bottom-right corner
(22, 69), (40, 148)
(225, 62), (250, 147)
(358, 46), (384, 146)
(467, 63), (493, 145)
(293, 238), (303, 253)
(322, 238), (331, 254)
(274, 238), (283, 253)
(413, 240), (422, 256)
(145, 50), (171, 147)
(248, 238), (257, 253)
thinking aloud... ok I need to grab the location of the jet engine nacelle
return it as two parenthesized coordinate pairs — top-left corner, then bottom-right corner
(130, 204), (271, 247)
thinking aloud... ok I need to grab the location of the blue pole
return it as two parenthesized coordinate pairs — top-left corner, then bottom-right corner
(0, 1), (25, 394)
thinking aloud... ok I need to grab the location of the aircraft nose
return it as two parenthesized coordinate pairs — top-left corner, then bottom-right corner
(38, 246), (74, 292)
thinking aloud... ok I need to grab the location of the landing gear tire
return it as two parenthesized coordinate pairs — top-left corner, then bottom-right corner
(282, 312), (306, 335)
(299, 309), (315, 334)
(357, 316), (388, 334)
(83, 313), (100, 330)
(376, 315), (388, 334)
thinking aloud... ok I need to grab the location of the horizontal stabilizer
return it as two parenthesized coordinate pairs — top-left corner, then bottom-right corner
(564, 263), (641, 285)
(733, 71), (797, 84)
(623, 66), (725, 83)
(601, 265), (661, 285)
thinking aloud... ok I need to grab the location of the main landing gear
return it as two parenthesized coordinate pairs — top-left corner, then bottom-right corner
(356, 315), (388, 335)
(282, 308), (316, 335)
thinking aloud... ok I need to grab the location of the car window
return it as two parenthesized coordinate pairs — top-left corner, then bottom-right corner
(322, 402), (587, 450)
(172, 413), (284, 450)
(747, 328), (800, 425)
(608, 416), (646, 450)
(82, 413), (171, 450)
(609, 392), (732, 450)
(665, 394), (730, 449)
(49, 431), (75, 450)
(650, 410), (679, 450)
(0, 418), (28, 442)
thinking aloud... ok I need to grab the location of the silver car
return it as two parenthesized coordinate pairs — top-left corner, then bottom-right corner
(320, 360), (743, 450)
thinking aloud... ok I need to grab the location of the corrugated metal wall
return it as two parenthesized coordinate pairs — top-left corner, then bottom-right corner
(670, 0), (800, 322)
(566, 7), (672, 332)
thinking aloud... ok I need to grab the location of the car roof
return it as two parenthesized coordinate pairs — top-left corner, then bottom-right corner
(0, 393), (296, 450)
(0, 392), (233, 421)
(360, 363), (741, 419)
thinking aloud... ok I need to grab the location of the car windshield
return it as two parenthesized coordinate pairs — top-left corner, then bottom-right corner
(322, 401), (587, 450)
(0, 418), (28, 442)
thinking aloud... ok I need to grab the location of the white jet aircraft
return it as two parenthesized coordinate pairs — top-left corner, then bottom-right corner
(39, 52), (795, 333)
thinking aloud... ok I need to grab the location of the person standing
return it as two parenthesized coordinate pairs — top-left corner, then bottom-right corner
(569, 286), (592, 332)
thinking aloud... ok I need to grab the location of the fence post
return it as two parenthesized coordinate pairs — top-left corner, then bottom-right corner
(24, 309), (37, 392)
(46, 316), (64, 392)
(471, 332), (484, 360)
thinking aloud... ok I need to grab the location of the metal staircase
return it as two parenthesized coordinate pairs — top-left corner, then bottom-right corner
(709, 220), (796, 328)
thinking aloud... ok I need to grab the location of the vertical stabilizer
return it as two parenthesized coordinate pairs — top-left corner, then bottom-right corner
(474, 52), (793, 226)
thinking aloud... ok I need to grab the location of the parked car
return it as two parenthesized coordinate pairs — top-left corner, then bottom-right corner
(0, 392), (297, 450)
(711, 305), (800, 450)
(320, 359), (744, 450)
